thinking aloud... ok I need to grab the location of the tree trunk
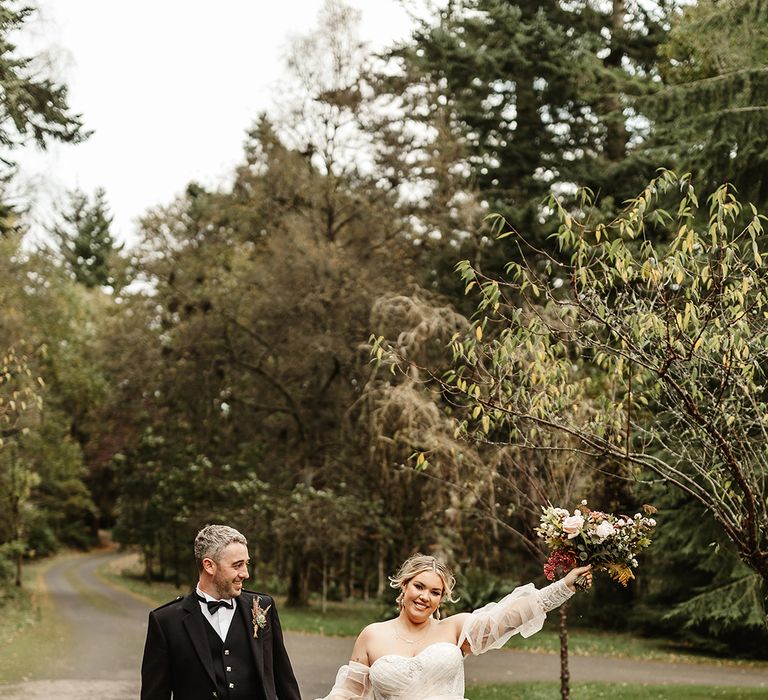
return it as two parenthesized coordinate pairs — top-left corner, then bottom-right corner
(559, 600), (570, 700)
(512, 75), (542, 181)
(158, 538), (166, 581)
(286, 556), (308, 607)
(302, 559), (311, 605)
(10, 451), (22, 587)
(605, 0), (628, 162)
(143, 546), (153, 583)
(276, 541), (285, 580)
(11, 502), (22, 587)
(346, 547), (353, 599)
(15, 547), (22, 587)
(321, 554), (328, 614)
(376, 540), (386, 597)
(172, 527), (181, 588)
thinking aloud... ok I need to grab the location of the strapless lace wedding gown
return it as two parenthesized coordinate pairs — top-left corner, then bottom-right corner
(368, 642), (465, 700)
(316, 579), (574, 700)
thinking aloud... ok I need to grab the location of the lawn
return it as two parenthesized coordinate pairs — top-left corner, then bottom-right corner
(466, 683), (768, 699)
(0, 565), (40, 647)
(0, 556), (70, 682)
(99, 554), (767, 671)
(98, 553), (385, 637)
(97, 551), (188, 606)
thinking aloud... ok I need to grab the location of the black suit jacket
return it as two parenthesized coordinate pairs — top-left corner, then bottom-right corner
(141, 590), (301, 700)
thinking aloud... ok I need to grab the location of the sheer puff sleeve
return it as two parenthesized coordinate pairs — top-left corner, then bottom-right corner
(458, 579), (574, 655)
(314, 660), (372, 700)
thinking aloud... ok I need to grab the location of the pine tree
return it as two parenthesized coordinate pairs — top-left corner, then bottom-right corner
(0, 1), (87, 237)
(0, 1), (86, 163)
(648, 0), (768, 205)
(381, 0), (669, 240)
(51, 188), (122, 289)
(640, 486), (768, 655)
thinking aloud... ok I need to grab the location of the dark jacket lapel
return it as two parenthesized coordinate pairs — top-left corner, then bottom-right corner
(238, 591), (266, 683)
(180, 593), (216, 687)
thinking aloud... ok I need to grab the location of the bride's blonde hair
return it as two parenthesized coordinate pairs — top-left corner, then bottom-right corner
(389, 553), (458, 616)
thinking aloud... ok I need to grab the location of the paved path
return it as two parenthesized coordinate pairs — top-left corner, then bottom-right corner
(0, 549), (148, 698)
(0, 550), (766, 698)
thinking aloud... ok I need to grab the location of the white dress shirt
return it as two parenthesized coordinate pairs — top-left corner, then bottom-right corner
(196, 586), (236, 641)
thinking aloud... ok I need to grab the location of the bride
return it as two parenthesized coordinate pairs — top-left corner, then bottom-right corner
(315, 554), (592, 700)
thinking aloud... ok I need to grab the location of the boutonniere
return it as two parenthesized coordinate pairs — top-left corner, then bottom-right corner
(251, 595), (271, 638)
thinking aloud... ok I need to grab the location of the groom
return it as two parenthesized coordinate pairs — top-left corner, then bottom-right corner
(141, 524), (301, 700)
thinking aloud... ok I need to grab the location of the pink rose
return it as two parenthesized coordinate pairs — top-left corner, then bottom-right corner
(562, 513), (585, 538)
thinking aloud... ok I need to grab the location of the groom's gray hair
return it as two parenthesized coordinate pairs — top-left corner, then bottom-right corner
(194, 524), (248, 571)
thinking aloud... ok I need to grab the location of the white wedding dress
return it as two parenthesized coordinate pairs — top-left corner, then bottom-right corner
(316, 579), (573, 700)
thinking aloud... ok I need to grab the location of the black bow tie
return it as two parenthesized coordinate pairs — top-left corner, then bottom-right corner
(197, 594), (233, 614)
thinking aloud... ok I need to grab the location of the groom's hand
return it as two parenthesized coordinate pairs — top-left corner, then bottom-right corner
(563, 564), (592, 591)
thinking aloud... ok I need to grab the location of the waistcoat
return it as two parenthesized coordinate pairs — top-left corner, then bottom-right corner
(204, 606), (262, 700)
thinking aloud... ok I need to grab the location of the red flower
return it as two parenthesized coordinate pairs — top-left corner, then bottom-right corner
(544, 549), (578, 581)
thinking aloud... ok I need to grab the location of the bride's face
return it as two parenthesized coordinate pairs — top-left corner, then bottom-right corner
(402, 571), (444, 621)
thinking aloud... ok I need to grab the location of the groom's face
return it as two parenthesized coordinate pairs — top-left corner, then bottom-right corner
(211, 542), (250, 599)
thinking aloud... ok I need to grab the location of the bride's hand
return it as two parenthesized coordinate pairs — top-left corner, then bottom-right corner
(563, 564), (592, 592)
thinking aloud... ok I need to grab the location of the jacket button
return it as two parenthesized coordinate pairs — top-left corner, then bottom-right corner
(226, 666), (231, 672)
(224, 649), (230, 655)
(229, 682), (235, 689)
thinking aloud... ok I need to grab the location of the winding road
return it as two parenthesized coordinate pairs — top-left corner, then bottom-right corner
(0, 550), (765, 698)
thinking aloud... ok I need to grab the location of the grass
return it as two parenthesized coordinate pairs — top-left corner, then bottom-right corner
(275, 599), (385, 637)
(509, 626), (767, 667)
(465, 683), (768, 699)
(100, 553), (385, 637)
(97, 551), (188, 606)
(0, 557), (71, 682)
(273, 597), (767, 669)
(275, 598), (767, 669)
(100, 555), (768, 669)
(102, 554), (768, 670)
(0, 569), (39, 647)
(100, 557), (768, 669)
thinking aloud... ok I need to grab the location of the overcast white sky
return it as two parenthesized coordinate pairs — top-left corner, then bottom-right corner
(15, 1), (416, 246)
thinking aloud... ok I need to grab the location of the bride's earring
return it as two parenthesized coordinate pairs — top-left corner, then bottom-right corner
(396, 589), (404, 610)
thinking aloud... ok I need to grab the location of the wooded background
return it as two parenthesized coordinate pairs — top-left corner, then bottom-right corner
(1, 0), (767, 659)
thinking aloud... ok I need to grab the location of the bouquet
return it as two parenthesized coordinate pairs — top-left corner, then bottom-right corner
(536, 500), (656, 589)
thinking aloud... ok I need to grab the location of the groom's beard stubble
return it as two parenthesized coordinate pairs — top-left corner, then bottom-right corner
(213, 569), (245, 599)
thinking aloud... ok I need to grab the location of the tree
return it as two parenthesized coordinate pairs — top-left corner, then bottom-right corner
(447, 171), (768, 602)
(648, 0), (768, 205)
(0, 1), (86, 166)
(104, 0), (507, 600)
(368, 294), (601, 700)
(381, 0), (669, 245)
(636, 484), (768, 655)
(106, 1), (433, 594)
(0, 1), (87, 239)
(0, 345), (43, 585)
(114, 433), (269, 586)
(272, 485), (366, 609)
(50, 187), (122, 289)
(0, 234), (102, 575)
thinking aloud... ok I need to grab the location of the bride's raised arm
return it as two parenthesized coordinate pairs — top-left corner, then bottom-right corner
(458, 574), (581, 655)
